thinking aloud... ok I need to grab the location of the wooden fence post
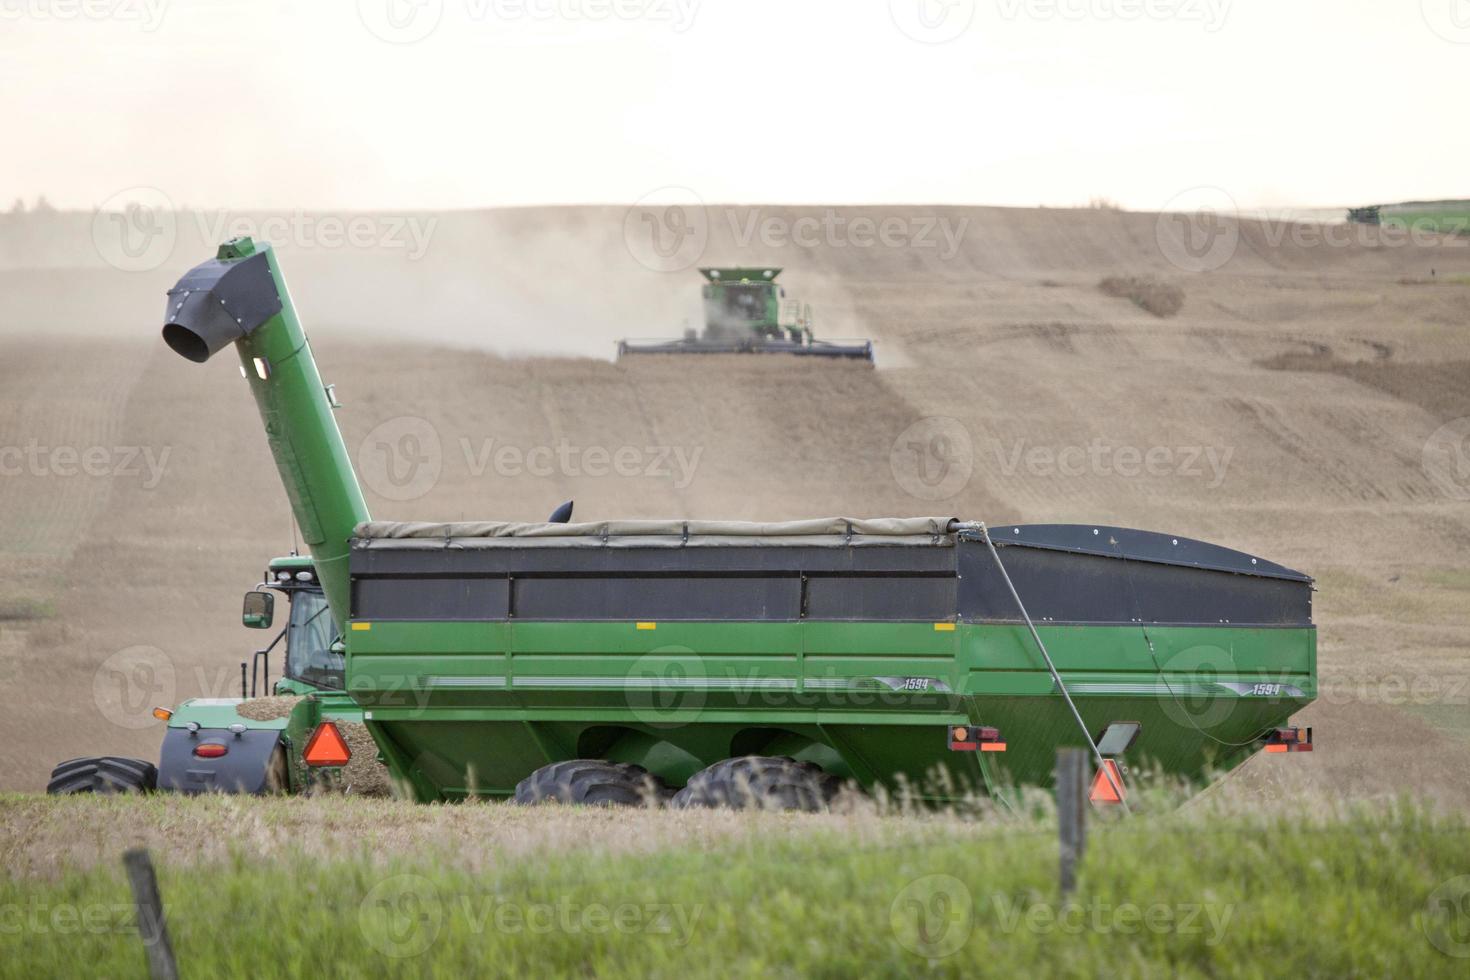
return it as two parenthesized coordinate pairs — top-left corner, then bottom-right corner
(123, 848), (179, 980)
(1056, 748), (1088, 896)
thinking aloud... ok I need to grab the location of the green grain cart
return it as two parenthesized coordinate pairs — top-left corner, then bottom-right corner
(51, 238), (1316, 806)
(618, 267), (874, 362)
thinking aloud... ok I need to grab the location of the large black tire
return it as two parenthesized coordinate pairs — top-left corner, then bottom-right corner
(671, 756), (842, 811)
(514, 760), (671, 807)
(47, 757), (157, 795)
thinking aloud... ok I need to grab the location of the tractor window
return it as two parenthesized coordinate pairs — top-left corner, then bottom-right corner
(284, 590), (344, 691)
(722, 285), (767, 319)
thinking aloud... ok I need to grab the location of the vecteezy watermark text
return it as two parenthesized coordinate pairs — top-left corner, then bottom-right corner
(355, 0), (699, 45)
(0, 900), (148, 936)
(995, 0), (1230, 31)
(993, 439), (1234, 489)
(358, 874), (703, 958)
(622, 191), (970, 272)
(0, 0), (168, 30)
(356, 416), (705, 502)
(462, 438), (701, 489)
(0, 441), (170, 489)
(726, 209), (969, 260)
(91, 186), (439, 272)
(990, 893), (1235, 943)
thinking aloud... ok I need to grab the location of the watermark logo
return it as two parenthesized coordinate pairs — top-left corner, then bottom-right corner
(625, 647), (708, 729)
(1425, 875), (1470, 958)
(725, 208), (969, 259)
(0, 0), (169, 30)
(484, 0), (699, 30)
(1155, 186), (1240, 273)
(623, 186), (709, 272)
(462, 438), (702, 489)
(889, 0), (975, 43)
(0, 900), (146, 936)
(92, 186), (176, 273)
(93, 646), (175, 731)
(890, 417), (974, 501)
(193, 211), (437, 260)
(990, 893), (1234, 943)
(0, 441), (171, 489)
(990, 439), (1233, 488)
(357, 0), (698, 41)
(995, 0), (1230, 32)
(359, 874), (445, 958)
(1318, 672), (1470, 709)
(891, 874), (973, 958)
(358, 416), (444, 502)
(1423, 417), (1470, 501)
(91, 190), (439, 271)
(1422, 0), (1470, 44)
(1156, 643), (1237, 731)
(357, 0), (444, 43)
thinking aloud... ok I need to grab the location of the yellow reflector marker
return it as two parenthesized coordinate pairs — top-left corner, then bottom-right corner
(934, 623), (956, 632)
(636, 622), (657, 631)
(351, 622), (372, 631)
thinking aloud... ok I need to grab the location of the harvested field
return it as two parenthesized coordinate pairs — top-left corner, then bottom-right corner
(2, 205), (1470, 815)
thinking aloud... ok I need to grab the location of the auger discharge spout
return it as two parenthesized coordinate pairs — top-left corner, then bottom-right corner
(162, 237), (369, 631)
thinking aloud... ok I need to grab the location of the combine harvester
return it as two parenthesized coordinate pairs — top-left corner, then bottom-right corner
(617, 267), (874, 362)
(51, 239), (1315, 807)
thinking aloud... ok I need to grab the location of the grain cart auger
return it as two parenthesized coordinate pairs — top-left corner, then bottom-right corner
(47, 237), (378, 796)
(68, 236), (1315, 809)
(617, 267), (874, 362)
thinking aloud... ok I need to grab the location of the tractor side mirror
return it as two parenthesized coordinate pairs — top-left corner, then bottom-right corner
(242, 590), (275, 629)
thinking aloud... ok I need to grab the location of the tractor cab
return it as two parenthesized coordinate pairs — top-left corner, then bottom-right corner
(242, 556), (344, 695)
(700, 268), (799, 342)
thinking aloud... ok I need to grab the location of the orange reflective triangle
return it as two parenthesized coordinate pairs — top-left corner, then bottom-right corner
(1089, 759), (1126, 805)
(303, 721), (352, 767)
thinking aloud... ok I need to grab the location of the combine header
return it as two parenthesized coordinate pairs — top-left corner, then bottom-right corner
(618, 267), (874, 362)
(51, 238), (1317, 808)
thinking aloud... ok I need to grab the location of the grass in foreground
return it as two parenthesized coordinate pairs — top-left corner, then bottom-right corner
(0, 795), (1467, 978)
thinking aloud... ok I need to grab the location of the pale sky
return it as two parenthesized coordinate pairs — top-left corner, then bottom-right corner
(2, 0), (1467, 212)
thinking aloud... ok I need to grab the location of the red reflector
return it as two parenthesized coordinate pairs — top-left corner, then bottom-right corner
(193, 743), (228, 759)
(1089, 759), (1126, 805)
(303, 722), (352, 767)
(1265, 726), (1313, 753)
(949, 725), (1003, 752)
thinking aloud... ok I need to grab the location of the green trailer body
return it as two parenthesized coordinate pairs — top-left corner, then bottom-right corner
(139, 237), (1315, 806)
(344, 519), (1313, 802)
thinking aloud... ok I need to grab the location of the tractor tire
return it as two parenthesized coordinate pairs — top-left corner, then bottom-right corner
(670, 756), (842, 811)
(514, 760), (671, 807)
(47, 757), (157, 795)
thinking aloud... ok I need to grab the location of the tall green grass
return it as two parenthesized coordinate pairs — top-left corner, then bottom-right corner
(2, 801), (1466, 978)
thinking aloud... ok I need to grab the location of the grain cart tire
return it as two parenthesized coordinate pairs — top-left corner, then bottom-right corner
(514, 760), (672, 807)
(47, 757), (158, 795)
(671, 756), (842, 811)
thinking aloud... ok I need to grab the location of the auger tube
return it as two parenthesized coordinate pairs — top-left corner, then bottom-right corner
(161, 237), (369, 631)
